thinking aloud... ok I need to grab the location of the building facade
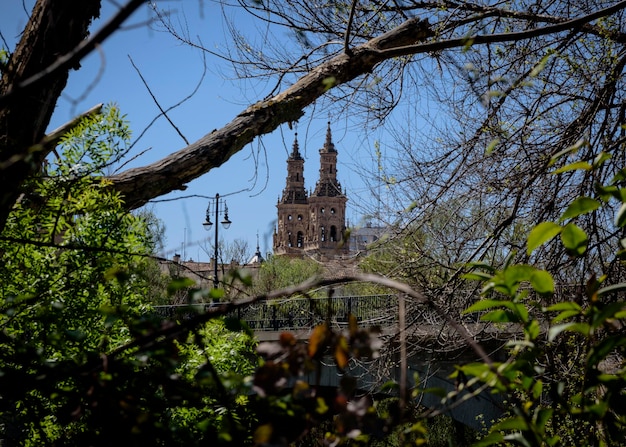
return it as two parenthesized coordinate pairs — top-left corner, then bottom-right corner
(273, 123), (348, 257)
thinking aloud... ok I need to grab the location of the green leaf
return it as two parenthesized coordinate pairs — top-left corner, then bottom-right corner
(379, 381), (399, 393)
(531, 380), (544, 400)
(223, 317), (253, 336)
(493, 415), (529, 431)
(482, 309), (519, 323)
(530, 53), (551, 77)
(209, 287), (225, 300)
(527, 222), (562, 255)
(615, 203), (626, 228)
(588, 335), (626, 367)
(592, 302), (626, 329)
(530, 269), (554, 296)
(560, 223), (588, 256)
(559, 197), (600, 222)
(552, 310), (580, 324)
(548, 302), (582, 323)
(420, 387), (447, 398)
(547, 302), (582, 312)
(548, 139), (587, 166)
(598, 282), (626, 296)
(595, 184), (626, 202)
(485, 138), (500, 155)
(534, 407), (553, 431)
(322, 76), (337, 91)
(587, 400), (609, 418)
(526, 319), (540, 340)
(464, 299), (505, 313)
(471, 431), (504, 447)
(548, 322), (590, 341)
(492, 264), (535, 296)
(610, 167), (626, 184)
(551, 161), (592, 174)
(465, 261), (496, 273)
(593, 152), (611, 168)
(462, 271), (493, 281)
(167, 277), (195, 295)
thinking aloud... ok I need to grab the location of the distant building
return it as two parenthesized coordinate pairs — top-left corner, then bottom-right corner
(161, 247), (265, 303)
(273, 123), (349, 257)
(348, 222), (386, 254)
(246, 240), (265, 265)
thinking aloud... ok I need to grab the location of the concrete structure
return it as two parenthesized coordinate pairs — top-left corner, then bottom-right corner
(273, 123), (348, 257)
(348, 222), (386, 255)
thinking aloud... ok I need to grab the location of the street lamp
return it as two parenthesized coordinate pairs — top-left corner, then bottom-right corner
(203, 193), (232, 288)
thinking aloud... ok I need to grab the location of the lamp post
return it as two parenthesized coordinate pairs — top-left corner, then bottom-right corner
(202, 193), (232, 288)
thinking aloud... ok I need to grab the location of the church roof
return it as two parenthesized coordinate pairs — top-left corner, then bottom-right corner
(247, 236), (265, 264)
(247, 249), (264, 265)
(313, 181), (344, 197)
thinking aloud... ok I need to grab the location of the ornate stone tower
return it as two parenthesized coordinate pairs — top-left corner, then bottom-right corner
(273, 135), (309, 255)
(273, 123), (348, 257)
(307, 123), (348, 254)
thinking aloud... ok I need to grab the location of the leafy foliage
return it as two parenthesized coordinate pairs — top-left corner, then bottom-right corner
(0, 106), (259, 446)
(252, 255), (325, 295)
(460, 155), (626, 446)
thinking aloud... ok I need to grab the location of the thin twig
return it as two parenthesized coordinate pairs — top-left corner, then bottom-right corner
(128, 55), (189, 146)
(344, 0), (359, 56)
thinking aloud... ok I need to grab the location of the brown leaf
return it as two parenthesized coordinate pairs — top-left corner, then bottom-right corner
(280, 331), (297, 346)
(334, 335), (349, 370)
(253, 424), (273, 444)
(308, 324), (328, 358)
(349, 313), (358, 337)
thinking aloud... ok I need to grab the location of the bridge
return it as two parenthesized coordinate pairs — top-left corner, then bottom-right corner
(154, 294), (507, 431)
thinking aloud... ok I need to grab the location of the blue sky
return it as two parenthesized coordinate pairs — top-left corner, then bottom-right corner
(1, 1), (385, 261)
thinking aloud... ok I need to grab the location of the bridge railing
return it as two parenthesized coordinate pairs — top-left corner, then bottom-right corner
(153, 295), (401, 331)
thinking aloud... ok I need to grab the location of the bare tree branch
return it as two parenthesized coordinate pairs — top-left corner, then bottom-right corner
(109, 1), (626, 209)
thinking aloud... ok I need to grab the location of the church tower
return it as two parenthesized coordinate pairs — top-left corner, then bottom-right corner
(308, 123), (348, 254)
(274, 135), (309, 254)
(273, 124), (348, 257)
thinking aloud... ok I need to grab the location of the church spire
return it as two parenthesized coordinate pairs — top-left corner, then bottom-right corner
(313, 123), (342, 197)
(247, 231), (264, 264)
(280, 133), (307, 204)
(290, 132), (303, 159)
(322, 121), (336, 153)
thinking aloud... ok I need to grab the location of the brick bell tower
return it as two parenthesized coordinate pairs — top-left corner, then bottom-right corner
(273, 123), (348, 257)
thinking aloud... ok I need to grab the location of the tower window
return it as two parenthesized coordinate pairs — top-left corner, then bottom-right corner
(321, 207), (325, 214)
(321, 226), (326, 242)
(330, 208), (335, 214)
(330, 226), (337, 242)
(288, 214), (292, 220)
(297, 231), (304, 247)
(297, 214), (303, 221)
